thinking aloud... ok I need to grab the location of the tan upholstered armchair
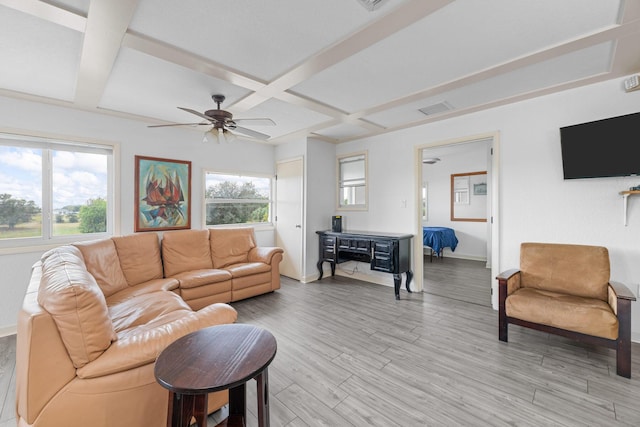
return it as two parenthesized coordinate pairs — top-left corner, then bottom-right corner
(497, 242), (636, 378)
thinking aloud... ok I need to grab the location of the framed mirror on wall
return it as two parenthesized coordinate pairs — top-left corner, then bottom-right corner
(451, 171), (487, 222)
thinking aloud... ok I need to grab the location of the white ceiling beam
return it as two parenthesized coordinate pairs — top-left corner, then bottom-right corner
(230, 0), (454, 113)
(0, 0), (85, 32)
(350, 18), (640, 122)
(122, 32), (268, 93)
(74, 0), (139, 108)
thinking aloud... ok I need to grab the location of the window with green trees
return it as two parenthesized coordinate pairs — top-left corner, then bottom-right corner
(204, 172), (272, 226)
(0, 133), (113, 247)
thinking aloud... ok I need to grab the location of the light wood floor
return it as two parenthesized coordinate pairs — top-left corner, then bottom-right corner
(2, 277), (640, 426)
(423, 255), (492, 306)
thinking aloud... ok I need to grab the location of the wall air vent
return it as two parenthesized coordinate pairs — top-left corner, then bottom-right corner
(356, 0), (390, 11)
(419, 101), (453, 116)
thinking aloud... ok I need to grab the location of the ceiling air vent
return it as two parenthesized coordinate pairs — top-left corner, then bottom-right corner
(356, 0), (390, 11)
(419, 101), (453, 116)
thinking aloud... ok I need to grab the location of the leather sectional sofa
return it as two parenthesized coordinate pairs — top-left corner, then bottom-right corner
(16, 227), (283, 427)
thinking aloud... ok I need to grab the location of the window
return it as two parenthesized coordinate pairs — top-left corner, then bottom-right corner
(0, 132), (115, 248)
(337, 151), (367, 210)
(204, 172), (272, 226)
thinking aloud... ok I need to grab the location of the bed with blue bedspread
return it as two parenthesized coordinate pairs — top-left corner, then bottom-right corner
(422, 226), (458, 261)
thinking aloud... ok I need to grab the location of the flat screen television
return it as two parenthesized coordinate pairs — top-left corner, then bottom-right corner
(560, 111), (640, 179)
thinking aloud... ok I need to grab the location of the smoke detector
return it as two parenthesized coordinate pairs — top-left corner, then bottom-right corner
(356, 0), (390, 11)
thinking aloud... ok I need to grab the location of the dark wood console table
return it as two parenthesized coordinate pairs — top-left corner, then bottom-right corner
(316, 230), (413, 299)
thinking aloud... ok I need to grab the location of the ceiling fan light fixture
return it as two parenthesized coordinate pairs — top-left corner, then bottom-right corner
(203, 127), (219, 143)
(225, 129), (237, 143)
(422, 157), (441, 164)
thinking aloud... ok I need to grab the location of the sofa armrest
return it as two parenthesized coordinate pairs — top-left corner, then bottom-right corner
(248, 246), (284, 264)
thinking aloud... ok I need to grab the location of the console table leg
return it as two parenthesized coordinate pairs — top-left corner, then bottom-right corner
(405, 270), (413, 293)
(393, 274), (401, 300)
(330, 261), (336, 276)
(316, 261), (324, 280)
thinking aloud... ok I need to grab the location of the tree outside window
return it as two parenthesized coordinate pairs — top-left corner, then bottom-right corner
(0, 135), (113, 245)
(204, 172), (272, 226)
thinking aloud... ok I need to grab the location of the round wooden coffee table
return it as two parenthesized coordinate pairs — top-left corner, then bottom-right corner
(155, 324), (277, 427)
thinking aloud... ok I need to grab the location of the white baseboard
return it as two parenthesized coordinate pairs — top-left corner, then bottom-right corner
(0, 325), (17, 337)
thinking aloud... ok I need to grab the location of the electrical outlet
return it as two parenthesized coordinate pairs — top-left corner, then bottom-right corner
(624, 75), (640, 92)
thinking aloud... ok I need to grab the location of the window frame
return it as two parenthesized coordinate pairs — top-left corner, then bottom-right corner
(203, 170), (274, 229)
(0, 130), (119, 253)
(337, 151), (368, 211)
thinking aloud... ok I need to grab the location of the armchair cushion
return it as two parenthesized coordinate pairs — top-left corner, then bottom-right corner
(506, 287), (618, 339)
(520, 242), (609, 301)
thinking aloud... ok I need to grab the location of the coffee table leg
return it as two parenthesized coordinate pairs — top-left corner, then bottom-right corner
(256, 368), (270, 427)
(168, 393), (197, 427)
(228, 382), (246, 425)
(192, 393), (208, 427)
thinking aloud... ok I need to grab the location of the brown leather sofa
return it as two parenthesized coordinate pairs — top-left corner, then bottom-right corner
(497, 242), (636, 378)
(16, 227), (283, 427)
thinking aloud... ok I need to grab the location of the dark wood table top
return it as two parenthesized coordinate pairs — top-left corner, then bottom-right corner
(155, 324), (277, 395)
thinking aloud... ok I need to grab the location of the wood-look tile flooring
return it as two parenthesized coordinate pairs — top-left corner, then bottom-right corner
(2, 276), (640, 426)
(423, 255), (492, 306)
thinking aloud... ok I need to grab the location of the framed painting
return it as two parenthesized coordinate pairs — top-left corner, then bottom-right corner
(135, 155), (191, 232)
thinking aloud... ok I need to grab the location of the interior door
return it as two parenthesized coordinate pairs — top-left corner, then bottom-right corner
(276, 158), (303, 280)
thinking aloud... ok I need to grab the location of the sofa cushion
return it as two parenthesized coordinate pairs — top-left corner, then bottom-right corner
(76, 303), (238, 379)
(74, 238), (128, 297)
(520, 242), (609, 301)
(172, 269), (232, 289)
(162, 229), (213, 277)
(109, 290), (192, 333)
(112, 233), (164, 286)
(37, 246), (116, 368)
(224, 262), (271, 278)
(105, 278), (179, 306)
(506, 287), (618, 339)
(209, 227), (256, 268)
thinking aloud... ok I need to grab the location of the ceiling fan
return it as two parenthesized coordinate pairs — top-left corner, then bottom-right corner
(148, 94), (275, 143)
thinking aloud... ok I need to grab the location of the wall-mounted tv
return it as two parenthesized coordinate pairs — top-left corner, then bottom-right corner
(560, 111), (640, 179)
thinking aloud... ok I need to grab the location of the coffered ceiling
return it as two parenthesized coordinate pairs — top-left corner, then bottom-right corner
(1, 0), (639, 144)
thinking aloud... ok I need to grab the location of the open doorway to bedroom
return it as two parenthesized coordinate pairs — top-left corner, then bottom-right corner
(415, 134), (499, 308)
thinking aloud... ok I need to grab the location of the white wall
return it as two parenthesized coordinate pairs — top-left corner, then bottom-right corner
(0, 95), (277, 333)
(335, 77), (640, 341)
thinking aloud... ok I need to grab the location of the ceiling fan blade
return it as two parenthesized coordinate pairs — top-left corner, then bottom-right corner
(177, 107), (216, 123)
(147, 122), (208, 128)
(234, 126), (271, 140)
(233, 118), (276, 126)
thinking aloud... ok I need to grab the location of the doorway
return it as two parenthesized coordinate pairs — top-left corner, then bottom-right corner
(275, 157), (304, 280)
(414, 133), (500, 309)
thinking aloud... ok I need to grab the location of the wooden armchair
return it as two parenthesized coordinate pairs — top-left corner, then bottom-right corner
(497, 242), (636, 378)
